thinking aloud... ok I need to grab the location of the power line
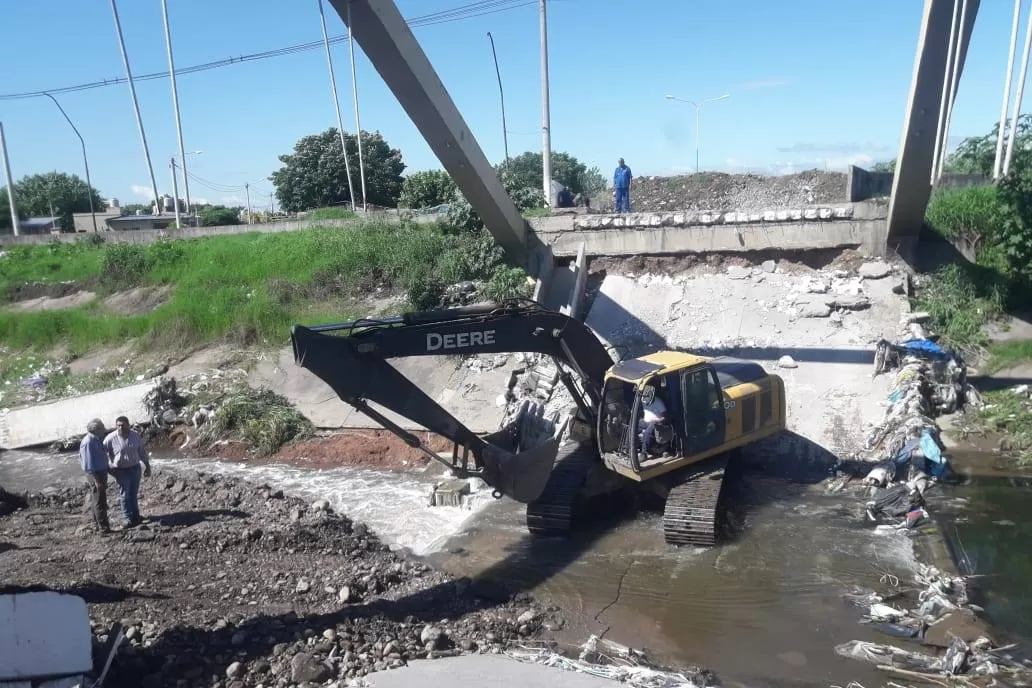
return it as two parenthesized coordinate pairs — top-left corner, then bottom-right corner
(0, 0), (535, 101)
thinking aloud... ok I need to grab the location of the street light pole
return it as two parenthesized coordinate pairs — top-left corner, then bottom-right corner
(161, 0), (193, 217)
(664, 93), (730, 173)
(169, 157), (182, 227)
(487, 31), (509, 162)
(43, 92), (97, 233)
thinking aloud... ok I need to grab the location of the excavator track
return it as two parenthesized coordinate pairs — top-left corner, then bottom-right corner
(662, 453), (732, 548)
(526, 441), (596, 536)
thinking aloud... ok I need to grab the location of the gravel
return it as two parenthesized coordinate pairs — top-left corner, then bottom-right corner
(0, 470), (566, 687)
(598, 170), (848, 213)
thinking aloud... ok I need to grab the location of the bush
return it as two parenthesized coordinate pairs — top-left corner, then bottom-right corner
(399, 170), (456, 209)
(483, 266), (531, 302)
(925, 186), (1005, 262)
(914, 263), (1006, 352)
(101, 243), (150, 288)
(197, 386), (313, 456)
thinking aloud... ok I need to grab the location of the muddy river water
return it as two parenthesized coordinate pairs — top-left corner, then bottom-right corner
(2, 448), (1030, 688)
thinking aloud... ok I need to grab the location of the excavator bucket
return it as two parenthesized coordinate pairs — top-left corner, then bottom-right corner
(479, 402), (568, 503)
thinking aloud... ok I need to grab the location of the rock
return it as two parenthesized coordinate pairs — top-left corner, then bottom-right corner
(420, 625), (444, 647)
(797, 300), (832, 318)
(777, 355), (798, 369)
(858, 261), (891, 279)
(322, 628), (337, 641)
(760, 259), (776, 273)
(922, 609), (995, 648)
(338, 586), (352, 604)
(727, 265), (751, 280)
(290, 652), (332, 683)
(906, 311), (931, 324)
(310, 499), (331, 513)
(828, 295), (871, 311)
(226, 661), (243, 679)
(516, 610), (539, 624)
(295, 579), (311, 594)
(231, 631), (248, 646)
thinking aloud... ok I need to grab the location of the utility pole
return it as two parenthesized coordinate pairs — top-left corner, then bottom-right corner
(169, 158), (182, 227)
(994, 0), (1023, 179)
(43, 93), (97, 233)
(0, 122), (20, 236)
(245, 183), (252, 224)
(539, 0), (552, 206)
(318, 0), (357, 211)
(664, 94), (730, 173)
(110, 0), (161, 214)
(161, 0), (192, 216)
(487, 31), (510, 162)
(346, 1), (368, 211)
(1005, 3), (1032, 177)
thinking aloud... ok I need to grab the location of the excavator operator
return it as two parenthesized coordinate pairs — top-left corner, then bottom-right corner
(639, 383), (670, 460)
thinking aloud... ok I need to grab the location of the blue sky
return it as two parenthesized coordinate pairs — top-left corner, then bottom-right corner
(0, 0), (1023, 208)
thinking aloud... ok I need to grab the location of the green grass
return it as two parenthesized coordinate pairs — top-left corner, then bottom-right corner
(522, 207), (551, 218)
(306, 207), (358, 221)
(913, 263), (1007, 352)
(978, 389), (1032, 465)
(987, 340), (1032, 374)
(0, 221), (517, 352)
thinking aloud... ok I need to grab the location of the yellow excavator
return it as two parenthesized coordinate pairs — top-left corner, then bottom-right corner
(290, 300), (787, 547)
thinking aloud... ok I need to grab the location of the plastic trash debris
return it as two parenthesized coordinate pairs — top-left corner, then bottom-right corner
(834, 640), (938, 672)
(872, 621), (921, 639)
(868, 603), (906, 621)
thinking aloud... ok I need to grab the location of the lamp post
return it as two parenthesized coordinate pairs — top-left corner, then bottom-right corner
(42, 92), (97, 232)
(664, 93), (730, 173)
(487, 31), (509, 162)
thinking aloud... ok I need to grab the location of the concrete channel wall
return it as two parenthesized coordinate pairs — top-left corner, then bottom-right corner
(847, 164), (989, 202)
(530, 201), (890, 258)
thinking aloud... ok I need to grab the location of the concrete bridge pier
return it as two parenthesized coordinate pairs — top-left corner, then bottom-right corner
(887, 0), (980, 262)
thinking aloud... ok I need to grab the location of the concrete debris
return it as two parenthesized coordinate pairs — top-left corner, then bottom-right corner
(796, 299), (832, 318)
(2, 471), (567, 687)
(760, 259), (777, 273)
(858, 261), (892, 279)
(776, 355), (798, 369)
(726, 265), (752, 280)
(507, 634), (719, 687)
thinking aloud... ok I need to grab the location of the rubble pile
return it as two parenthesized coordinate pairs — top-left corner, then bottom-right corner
(836, 564), (1032, 683)
(599, 170), (847, 213)
(0, 470), (567, 688)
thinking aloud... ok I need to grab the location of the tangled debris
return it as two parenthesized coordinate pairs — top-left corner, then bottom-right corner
(0, 470), (569, 687)
(508, 635), (719, 688)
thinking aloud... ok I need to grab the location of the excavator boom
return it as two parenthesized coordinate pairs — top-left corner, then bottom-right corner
(290, 301), (613, 503)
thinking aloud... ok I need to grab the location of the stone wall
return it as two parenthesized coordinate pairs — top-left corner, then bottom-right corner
(847, 164), (989, 202)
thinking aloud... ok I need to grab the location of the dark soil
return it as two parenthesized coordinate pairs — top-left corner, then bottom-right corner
(2, 278), (96, 304)
(0, 470), (565, 687)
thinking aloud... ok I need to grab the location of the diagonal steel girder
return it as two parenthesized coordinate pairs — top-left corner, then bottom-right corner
(326, 0), (551, 276)
(887, 0), (980, 260)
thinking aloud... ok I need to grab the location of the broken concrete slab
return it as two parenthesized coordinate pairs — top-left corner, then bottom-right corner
(0, 592), (92, 680)
(359, 654), (619, 688)
(0, 382), (152, 450)
(858, 261), (892, 279)
(431, 479), (471, 507)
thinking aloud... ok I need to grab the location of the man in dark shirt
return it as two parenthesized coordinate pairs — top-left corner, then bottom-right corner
(79, 418), (111, 533)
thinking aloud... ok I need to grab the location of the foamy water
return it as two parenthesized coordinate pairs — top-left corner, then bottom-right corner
(157, 457), (498, 556)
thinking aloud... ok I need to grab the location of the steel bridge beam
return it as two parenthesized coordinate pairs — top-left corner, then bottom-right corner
(326, 0), (551, 277)
(887, 0), (980, 260)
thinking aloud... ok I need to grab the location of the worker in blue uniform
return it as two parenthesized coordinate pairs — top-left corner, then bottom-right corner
(613, 158), (632, 212)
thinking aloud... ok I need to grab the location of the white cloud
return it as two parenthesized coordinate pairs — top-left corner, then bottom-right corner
(192, 197), (212, 206)
(221, 195), (242, 205)
(131, 184), (156, 200)
(776, 142), (889, 154)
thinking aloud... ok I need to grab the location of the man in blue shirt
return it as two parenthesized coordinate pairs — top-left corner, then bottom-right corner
(613, 158), (632, 213)
(79, 418), (111, 533)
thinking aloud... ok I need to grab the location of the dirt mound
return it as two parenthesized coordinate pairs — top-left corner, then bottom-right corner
(3, 279), (91, 303)
(618, 170), (847, 213)
(103, 285), (173, 315)
(270, 430), (447, 470)
(0, 470), (565, 687)
(6, 290), (96, 311)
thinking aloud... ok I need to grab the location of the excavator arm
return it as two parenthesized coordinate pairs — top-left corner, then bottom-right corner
(289, 301), (614, 504)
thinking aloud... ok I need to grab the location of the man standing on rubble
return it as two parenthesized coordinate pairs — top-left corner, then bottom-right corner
(104, 416), (151, 528)
(80, 418), (111, 533)
(613, 158), (632, 212)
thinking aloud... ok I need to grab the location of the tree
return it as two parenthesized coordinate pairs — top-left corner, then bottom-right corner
(0, 187), (26, 233)
(14, 171), (104, 232)
(496, 151), (606, 197)
(871, 160), (896, 173)
(270, 128), (406, 213)
(196, 204), (241, 226)
(120, 203), (152, 216)
(398, 170), (456, 209)
(946, 113), (1032, 177)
